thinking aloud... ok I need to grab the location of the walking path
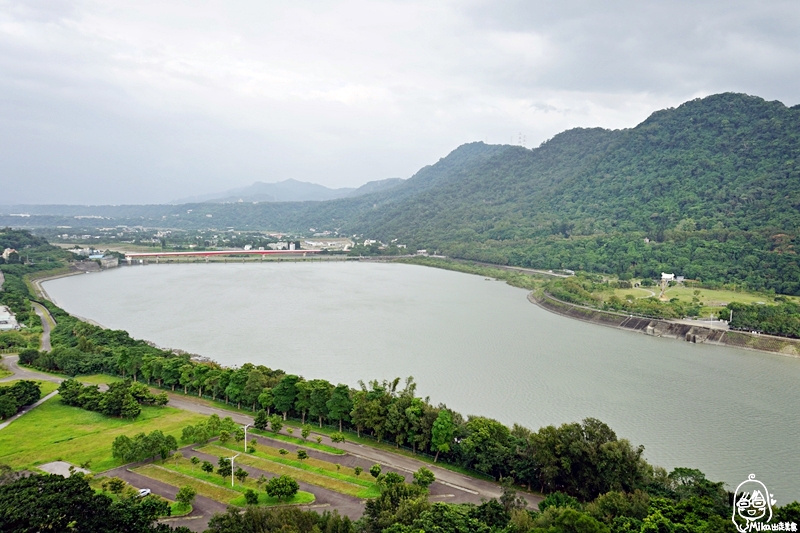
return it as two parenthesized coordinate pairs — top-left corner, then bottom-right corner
(30, 301), (55, 351)
(0, 390), (58, 430)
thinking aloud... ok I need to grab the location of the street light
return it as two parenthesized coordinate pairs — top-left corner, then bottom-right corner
(242, 423), (252, 452)
(227, 453), (240, 487)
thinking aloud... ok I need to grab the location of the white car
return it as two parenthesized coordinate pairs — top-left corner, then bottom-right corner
(138, 488), (151, 497)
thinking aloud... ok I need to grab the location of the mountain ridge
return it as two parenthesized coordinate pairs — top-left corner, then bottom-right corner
(3, 92), (799, 292)
(169, 177), (405, 204)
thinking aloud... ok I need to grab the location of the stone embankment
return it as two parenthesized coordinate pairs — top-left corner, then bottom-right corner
(529, 292), (800, 357)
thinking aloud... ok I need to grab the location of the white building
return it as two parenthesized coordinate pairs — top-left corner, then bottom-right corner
(0, 306), (19, 331)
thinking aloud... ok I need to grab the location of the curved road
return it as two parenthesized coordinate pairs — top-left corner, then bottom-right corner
(30, 301), (55, 352)
(1, 356), (541, 530)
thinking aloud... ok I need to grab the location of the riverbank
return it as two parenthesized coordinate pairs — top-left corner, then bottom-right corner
(530, 291), (800, 357)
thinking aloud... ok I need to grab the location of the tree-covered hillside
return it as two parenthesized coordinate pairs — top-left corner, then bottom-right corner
(3, 93), (799, 292)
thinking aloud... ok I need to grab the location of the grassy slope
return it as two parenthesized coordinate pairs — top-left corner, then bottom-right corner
(0, 397), (206, 472)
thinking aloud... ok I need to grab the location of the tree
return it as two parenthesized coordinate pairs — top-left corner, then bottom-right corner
(248, 439), (258, 453)
(111, 435), (135, 462)
(190, 456), (200, 471)
(412, 467), (435, 489)
(258, 388), (274, 415)
(172, 451), (183, 465)
(217, 457), (232, 479)
(326, 384), (353, 432)
(234, 427), (245, 444)
(0, 473), (169, 533)
(254, 409), (269, 430)
(234, 466), (249, 485)
(269, 415), (283, 434)
(330, 432), (346, 443)
(242, 368), (268, 411)
(301, 425), (311, 441)
(308, 379), (333, 427)
(175, 485), (197, 508)
(378, 471), (405, 490)
(370, 464), (382, 479)
(201, 460), (214, 474)
(294, 380), (312, 424)
(218, 430), (231, 445)
(273, 375), (300, 420)
(431, 409), (455, 462)
(265, 475), (299, 501)
(354, 466), (363, 477)
(244, 488), (259, 505)
(256, 474), (268, 489)
(279, 448), (288, 456)
(107, 477), (127, 495)
(154, 392), (168, 406)
(363, 482), (428, 533)
(296, 450), (308, 462)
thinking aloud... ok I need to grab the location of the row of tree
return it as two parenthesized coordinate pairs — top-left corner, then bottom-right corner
(111, 430), (179, 463)
(0, 380), (41, 419)
(28, 301), (655, 501)
(724, 299), (800, 338)
(58, 378), (167, 419)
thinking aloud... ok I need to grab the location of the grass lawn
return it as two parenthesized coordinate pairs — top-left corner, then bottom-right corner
(610, 287), (658, 300)
(0, 379), (59, 396)
(0, 396), (206, 472)
(200, 443), (378, 498)
(139, 459), (315, 506)
(0, 367), (14, 379)
(662, 286), (778, 306)
(250, 428), (345, 455)
(78, 374), (124, 385)
(135, 464), (240, 503)
(170, 503), (192, 517)
(229, 490), (314, 507)
(280, 419), (494, 482)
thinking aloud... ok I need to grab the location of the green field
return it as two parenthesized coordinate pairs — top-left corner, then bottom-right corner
(661, 286), (782, 306)
(0, 396), (206, 472)
(201, 443), (379, 498)
(250, 428), (345, 455)
(0, 379), (59, 396)
(137, 458), (315, 506)
(78, 374), (124, 385)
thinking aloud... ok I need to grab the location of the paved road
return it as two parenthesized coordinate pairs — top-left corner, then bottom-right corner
(30, 301), (55, 351)
(165, 394), (541, 507)
(1, 361), (542, 525)
(0, 355), (62, 384)
(102, 463), (227, 533)
(188, 446), (366, 520)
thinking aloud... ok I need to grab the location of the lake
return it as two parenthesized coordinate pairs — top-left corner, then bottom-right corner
(43, 261), (800, 500)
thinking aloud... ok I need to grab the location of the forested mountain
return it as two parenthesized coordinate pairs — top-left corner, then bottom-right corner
(3, 93), (799, 292)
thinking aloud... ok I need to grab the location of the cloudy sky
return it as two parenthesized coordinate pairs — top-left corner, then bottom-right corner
(1, 0), (798, 205)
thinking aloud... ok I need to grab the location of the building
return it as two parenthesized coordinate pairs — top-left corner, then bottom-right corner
(1, 248), (17, 261)
(0, 306), (19, 331)
(100, 256), (119, 269)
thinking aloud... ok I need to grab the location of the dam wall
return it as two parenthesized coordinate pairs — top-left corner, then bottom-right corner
(529, 292), (800, 357)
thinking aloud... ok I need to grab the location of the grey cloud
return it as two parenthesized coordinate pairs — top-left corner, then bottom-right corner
(0, 0), (797, 204)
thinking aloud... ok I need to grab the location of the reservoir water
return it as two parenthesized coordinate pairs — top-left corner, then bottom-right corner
(44, 262), (800, 500)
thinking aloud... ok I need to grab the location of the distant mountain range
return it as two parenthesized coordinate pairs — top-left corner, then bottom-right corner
(3, 93), (799, 293)
(169, 178), (405, 204)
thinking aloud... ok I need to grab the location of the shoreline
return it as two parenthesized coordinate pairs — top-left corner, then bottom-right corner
(529, 291), (800, 358)
(28, 259), (800, 360)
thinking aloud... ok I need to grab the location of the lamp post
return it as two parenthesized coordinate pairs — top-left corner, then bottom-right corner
(228, 453), (240, 487)
(242, 423), (252, 452)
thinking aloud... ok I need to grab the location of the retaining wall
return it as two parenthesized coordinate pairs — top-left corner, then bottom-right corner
(529, 293), (800, 357)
